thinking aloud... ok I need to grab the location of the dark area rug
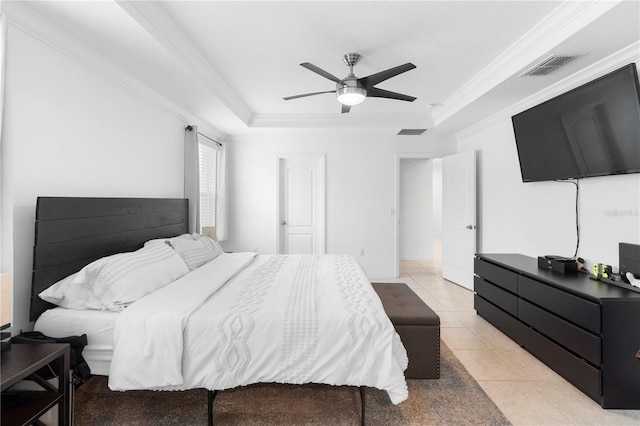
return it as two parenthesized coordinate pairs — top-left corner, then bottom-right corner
(74, 342), (511, 425)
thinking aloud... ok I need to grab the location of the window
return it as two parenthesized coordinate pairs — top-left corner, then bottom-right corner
(199, 141), (218, 230)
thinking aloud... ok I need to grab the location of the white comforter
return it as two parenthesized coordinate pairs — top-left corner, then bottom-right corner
(108, 253), (408, 404)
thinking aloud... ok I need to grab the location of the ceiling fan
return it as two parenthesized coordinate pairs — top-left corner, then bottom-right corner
(284, 53), (417, 113)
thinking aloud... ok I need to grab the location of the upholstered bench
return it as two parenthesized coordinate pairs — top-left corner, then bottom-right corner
(372, 283), (440, 379)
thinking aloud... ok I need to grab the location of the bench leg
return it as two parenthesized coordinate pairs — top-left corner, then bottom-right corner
(208, 390), (219, 426)
(360, 386), (366, 426)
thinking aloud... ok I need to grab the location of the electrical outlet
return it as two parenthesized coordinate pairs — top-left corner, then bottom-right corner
(358, 248), (365, 256)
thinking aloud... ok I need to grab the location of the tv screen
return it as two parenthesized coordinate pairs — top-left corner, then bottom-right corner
(512, 63), (640, 182)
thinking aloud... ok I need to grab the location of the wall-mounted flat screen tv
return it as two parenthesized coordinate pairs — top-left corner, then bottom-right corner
(512, 63), (640, 182)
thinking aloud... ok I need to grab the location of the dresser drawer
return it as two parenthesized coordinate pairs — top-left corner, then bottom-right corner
(474, 258), (518, 293)
(474, 294), (527, 345)
(518, 298), (601, 365)
(475, 277), (517, 316)
(521, 325), (601, 401)
(518, 275), (600, 334)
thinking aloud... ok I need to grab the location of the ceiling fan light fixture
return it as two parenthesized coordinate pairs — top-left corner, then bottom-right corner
(336, 86), (366, 106)
(285, 53), (417, 113)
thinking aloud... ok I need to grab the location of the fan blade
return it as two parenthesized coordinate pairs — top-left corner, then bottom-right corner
(359, 63), (416, 89)
(341, 104), (351, 114)
(300, 62), (344, 84)
(283, 90), (336, 101)
(367, 87), (416, 102)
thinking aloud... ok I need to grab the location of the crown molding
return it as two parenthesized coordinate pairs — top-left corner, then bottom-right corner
(433, 0), (620, 127)
(250, 112), (433, 129)
(115, 1), (252, 126)
(455, 41), (640, 141)
(3, 1), (227, 142)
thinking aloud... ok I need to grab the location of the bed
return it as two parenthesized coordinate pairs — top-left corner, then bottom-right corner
(31, 197), (408, 423)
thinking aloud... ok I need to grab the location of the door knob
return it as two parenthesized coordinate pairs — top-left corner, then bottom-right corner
(466, 224), (475, 230)
(281, 220), (287, 225)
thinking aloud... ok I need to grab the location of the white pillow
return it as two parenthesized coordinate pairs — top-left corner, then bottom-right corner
(84, 243), (190, 312)
(169, 235), (224, 271)
(39, 269), (104, 310)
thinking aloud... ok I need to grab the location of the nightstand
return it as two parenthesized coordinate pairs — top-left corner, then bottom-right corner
(1, 343), (70, 426)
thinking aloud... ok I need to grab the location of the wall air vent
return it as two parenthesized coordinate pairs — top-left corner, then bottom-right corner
(519, 54), (584, 77)
(397, 129), (427, 136)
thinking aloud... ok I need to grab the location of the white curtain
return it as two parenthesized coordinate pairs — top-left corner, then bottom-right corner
(184, 126), (200, 234)
(0, 13), (7, 143)
(0, 12), (6, 274)
(215, 142), (228, 241)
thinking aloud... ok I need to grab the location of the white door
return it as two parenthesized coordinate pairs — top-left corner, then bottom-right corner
(442, 150), (476, 290)
(276, 154), (325, 254)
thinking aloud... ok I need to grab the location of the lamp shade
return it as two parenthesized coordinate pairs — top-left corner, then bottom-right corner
(336, 86), (366, 106)
(1, 273), (12, 329)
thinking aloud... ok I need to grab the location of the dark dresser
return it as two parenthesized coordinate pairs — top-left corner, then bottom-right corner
(474, 253), (640, 409)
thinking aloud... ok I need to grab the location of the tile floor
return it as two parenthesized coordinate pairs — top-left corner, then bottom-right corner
(390, 256), (640, 425)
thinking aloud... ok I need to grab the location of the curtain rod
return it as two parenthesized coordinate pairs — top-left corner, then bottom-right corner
(185, 125), (222, 147)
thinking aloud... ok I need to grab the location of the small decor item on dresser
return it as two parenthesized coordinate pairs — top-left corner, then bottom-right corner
(626, 272), (640, 288)
(593, 262), (613, 279)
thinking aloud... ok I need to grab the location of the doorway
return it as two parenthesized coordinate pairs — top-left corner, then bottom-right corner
(396, 155), (442, 277)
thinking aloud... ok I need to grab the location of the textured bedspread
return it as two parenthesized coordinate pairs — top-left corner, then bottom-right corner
(108, 253), (408, 404)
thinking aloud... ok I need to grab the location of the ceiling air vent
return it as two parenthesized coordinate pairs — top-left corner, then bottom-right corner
(519, 54), (583, 77)
(397, 129), (427, 136)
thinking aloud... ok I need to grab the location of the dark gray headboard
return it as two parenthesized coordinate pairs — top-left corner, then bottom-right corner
(31, 197), (189, 321)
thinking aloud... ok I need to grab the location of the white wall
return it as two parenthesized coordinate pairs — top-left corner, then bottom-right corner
(3, 25), (186, 333)
(432, 158), (443, 236)
(399, 158), (432, 260)
(224, 134), (454, 278)
(458, 118), (640, 270)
